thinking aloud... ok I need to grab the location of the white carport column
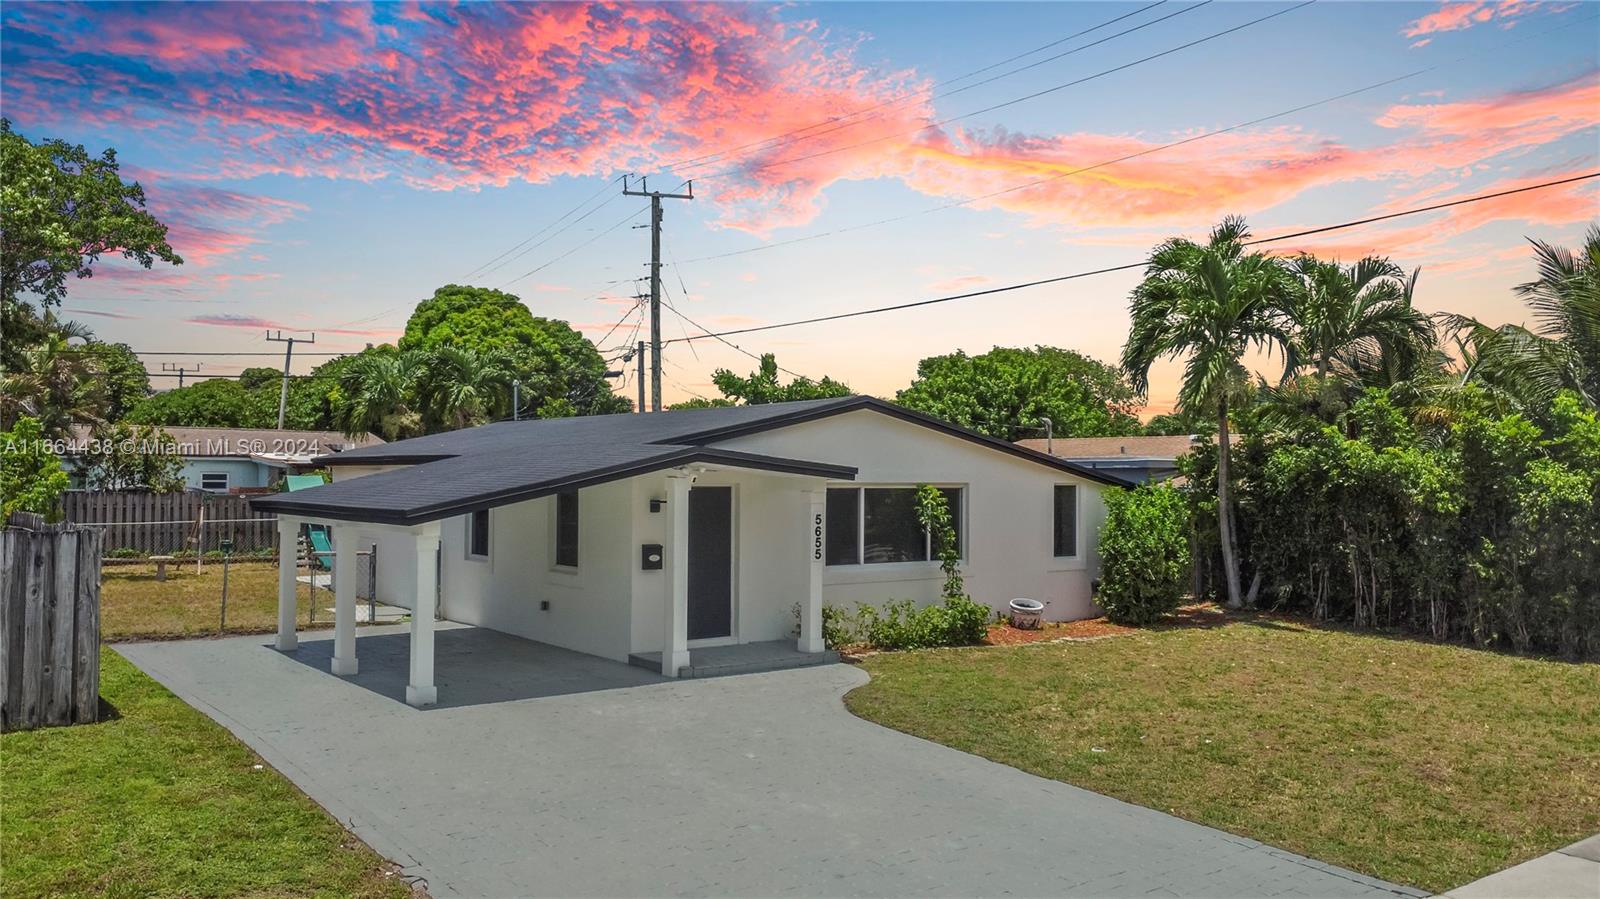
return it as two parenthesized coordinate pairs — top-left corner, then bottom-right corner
(799, 488), (826, 653)
(407, 523), (441, 707)
(275, 515), (300, 651)
(661, 473), (692, 677)
(330, 524), (360, 676)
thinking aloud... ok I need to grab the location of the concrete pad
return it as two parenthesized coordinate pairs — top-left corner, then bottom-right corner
(118, 626), (1424, 899)
(1440, 849), (1599, 899)
(1562, 833), (1600, 864)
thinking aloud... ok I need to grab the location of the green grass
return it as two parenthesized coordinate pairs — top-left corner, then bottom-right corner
(845, 616), (1600, 893)
(0, 649), (412, 899)
(101, 561), (335, 641)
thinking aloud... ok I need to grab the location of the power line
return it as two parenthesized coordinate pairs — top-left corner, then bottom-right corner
(461, 173), (630, 280)
(474, 188), (631, 282)
(673, 11), (1591, 268)
(697, 1), (1314, 182)
(660, 172), (1599, 346)
(660, 241), (814, 382)
(499, 205), (648, 287)
(665, 0), (1190, 174)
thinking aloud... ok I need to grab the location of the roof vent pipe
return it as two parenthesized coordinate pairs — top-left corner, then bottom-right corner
(1040, 417), (1053, 455)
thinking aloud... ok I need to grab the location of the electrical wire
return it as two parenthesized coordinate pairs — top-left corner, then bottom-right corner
(499, 205), (648, 287)
(696, 1), (1314, 181)
(667, 0), (1199, 174)
(661, 171), (1600, 346)
(672, 10), (1594, 267)
(460, 173), (631, 280)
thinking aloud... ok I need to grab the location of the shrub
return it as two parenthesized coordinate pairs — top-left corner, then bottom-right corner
(106, 547), (143, 559)
(791, 602), (857, 649)
(1096, 483), (1191, 625)
(856, 595), (991, 650)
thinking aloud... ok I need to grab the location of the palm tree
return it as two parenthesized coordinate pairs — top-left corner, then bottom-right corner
(1122, 216), (1291, 609)
(1447, 225), (1600, 410)
(1281, 254), (1435, 384)
(415, 346), (514, 432)
(0, 312), (104, 437)
(333, 349), (422, 442)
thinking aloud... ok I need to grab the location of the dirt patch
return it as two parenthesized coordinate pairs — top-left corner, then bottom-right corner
(984, 603), (1227, 645)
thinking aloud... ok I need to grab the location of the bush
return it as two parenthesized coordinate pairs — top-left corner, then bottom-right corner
(1096, 483), (1191, 625)
(791, 602), (857, 650)
(106, 547), (144, 559)
(856, 594), (991, 650)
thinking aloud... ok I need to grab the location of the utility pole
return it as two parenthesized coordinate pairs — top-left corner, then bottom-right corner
(161, 362), (201, 389)
(622, 175), (693, 411)
(265, 330), (315, 429)
(620, 340), (647, 413)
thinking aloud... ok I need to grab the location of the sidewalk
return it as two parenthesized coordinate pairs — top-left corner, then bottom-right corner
(1439, 834), (1599, 899)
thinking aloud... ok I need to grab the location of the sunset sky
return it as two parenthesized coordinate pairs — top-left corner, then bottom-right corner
(2, 0), (1596, 414)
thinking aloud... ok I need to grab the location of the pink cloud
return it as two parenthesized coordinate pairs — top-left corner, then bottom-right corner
(1402, 0), (1553, 38)
(186, 313), (394, 338)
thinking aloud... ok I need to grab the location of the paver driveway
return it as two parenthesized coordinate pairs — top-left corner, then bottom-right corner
(119, 626), (1420, 899)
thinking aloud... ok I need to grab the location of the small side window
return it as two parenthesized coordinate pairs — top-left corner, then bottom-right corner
(467, 509), (490, 560)
(1053, 485), (1078, 558)
(555, 490), (579, 568)
(200, 472), (229, 493)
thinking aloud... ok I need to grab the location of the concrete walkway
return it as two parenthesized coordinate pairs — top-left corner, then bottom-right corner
(1439, 834), (1600, 899)
(119, 625), (1422, 899)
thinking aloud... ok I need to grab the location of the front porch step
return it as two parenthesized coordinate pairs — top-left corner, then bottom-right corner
(628, 640), (840, 679)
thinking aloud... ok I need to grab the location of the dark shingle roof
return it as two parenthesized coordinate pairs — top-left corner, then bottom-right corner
(252, 396), (1126, 525)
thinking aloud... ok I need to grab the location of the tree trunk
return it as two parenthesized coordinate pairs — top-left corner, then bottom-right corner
(1216, 397), (1244, 609)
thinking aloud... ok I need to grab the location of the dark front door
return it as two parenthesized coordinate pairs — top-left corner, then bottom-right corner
(687, 486), (733, 640)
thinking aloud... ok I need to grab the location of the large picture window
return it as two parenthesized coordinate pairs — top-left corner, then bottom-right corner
(555, 490), (579, 568)
(1053, 485), (1078, 558)
(824, 486), (962, 566)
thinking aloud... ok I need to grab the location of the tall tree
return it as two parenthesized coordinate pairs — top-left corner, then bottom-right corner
(1281, 255), (1434, 383)
(0, 416), (70, 521)
(414, 345), (514, 432)
(896, 346), (1141, 441)
(0, 119), (181, 366)
(1448, 225), (1600, 411)
(85, 341), (152, 422)
(1121, 216), (1291, 609)
(332, 346), (422, 441)
(711, 354), (850, 405)
(0, 312), (104, 438)
(401, 284), (629, 417)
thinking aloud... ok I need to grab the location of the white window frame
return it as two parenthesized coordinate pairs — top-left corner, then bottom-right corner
(200, 472), (229, 493)
(824, 484), (965, 569)
(465, 508), (491, 562)
(1049, 483), (1084, 569)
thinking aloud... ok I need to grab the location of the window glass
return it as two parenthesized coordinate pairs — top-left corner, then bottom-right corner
(201, 472), (228, 492)
(1054, 485), (1078, 557)
(469, 509), (489, 558)
(933, 487), (963, 557)
(864, 488), (927, 564)
(555, 490), (579, 567)
(825, 488), (859, 566)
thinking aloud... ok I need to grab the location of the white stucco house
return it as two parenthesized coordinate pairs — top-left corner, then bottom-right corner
(252, 397), (1125, 706)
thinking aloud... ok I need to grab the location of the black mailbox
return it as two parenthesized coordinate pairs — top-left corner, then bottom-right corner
(641, 544), (663, 570)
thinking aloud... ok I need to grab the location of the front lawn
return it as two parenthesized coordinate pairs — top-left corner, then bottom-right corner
(101, 560), (334, 640)
(0, 649), (411, 898)
(845, 615), (1600, 893)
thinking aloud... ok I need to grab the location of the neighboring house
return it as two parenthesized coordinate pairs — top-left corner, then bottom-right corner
(1016, 435), (1203, 485)
(254, 396), (1127, 706)
(65, 426), (384, 493)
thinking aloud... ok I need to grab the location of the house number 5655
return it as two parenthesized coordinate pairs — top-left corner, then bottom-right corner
(813, 513), (824, 561)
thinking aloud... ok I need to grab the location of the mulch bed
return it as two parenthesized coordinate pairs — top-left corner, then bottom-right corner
(984, 603), (1229, 646)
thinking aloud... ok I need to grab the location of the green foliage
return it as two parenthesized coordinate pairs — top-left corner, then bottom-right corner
(128, 377), (273, 428)
(914, 484), (964, 600)
(1096, 484), (1192, 625)
(895, 345), (1140, 441)
(77, 422), (186, 492)
(789, 601), (857, 650)
(680, 353), (849, 408)
(0, 119), (181, 313)
(853, 595), (991, 651)
(0, 416), (69, 520)
(400, 284), (629, 418)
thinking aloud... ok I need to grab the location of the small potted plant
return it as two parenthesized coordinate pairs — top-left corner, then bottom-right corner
(1008, 598), (1044, 630)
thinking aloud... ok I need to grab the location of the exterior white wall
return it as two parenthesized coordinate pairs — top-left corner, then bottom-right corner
(436, 480), (637, 662)
(715, 410), (1111, 621)
(627, 470), (815, 654)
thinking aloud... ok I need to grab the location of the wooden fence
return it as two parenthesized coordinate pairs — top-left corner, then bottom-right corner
(1, 520), (104, 731)
(61, 491), (279, 556)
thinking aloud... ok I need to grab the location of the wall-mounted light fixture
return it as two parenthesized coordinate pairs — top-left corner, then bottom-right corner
(649, 498), (665, 513)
